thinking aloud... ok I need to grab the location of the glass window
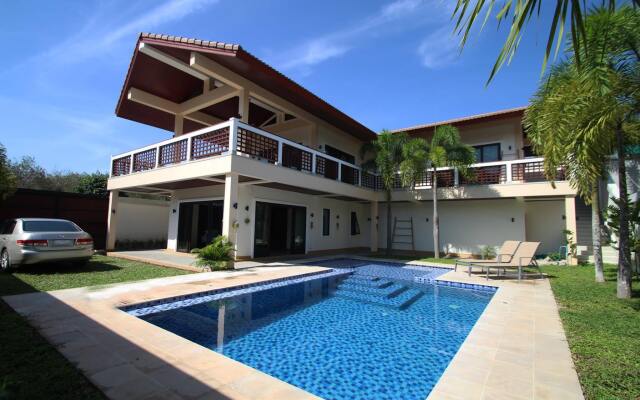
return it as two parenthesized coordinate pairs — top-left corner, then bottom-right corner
(322, 209), (330, 236)
(350, 212), (360, 235)
(324, 145), (356, 165)
(474, 143), (501, 162)
(22, 220), (80, 232)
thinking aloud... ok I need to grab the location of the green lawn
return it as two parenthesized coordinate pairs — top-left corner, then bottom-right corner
(0, 255), (192, 399)
(542, 264), (640, 400)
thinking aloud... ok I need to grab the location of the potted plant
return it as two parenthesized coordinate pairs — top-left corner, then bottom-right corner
(195, 235), (235, 271)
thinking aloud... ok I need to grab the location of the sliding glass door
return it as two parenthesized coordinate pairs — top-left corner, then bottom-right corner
(254, 201), (306, 257)
(177, 200), (223, 252)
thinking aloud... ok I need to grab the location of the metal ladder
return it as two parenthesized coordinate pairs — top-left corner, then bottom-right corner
(391, 217), (415, 252)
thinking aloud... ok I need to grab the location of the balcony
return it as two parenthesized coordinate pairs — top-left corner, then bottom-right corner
(109, 118), (565, 194)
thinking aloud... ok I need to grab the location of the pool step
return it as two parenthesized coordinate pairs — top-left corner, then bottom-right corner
(334, 284), (423, 310)
(341, 275), (393, 288)
(338, 281), (405, 297)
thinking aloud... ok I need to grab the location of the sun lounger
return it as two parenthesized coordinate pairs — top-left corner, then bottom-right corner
(472, 241), (541, 280)
(454, 240), (521, 276)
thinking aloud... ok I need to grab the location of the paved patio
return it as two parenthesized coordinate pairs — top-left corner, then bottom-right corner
(3, 257), (584, 400)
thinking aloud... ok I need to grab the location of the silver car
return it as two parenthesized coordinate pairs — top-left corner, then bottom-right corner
(0, 218), (94, 270)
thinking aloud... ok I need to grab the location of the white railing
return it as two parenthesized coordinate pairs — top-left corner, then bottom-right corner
(109, 118), (563, 190)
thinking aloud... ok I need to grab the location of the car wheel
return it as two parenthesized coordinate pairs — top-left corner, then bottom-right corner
(0, 249), (12, 271)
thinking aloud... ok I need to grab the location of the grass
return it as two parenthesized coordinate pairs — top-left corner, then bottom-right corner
(0, 255), (192, 399)
(542, 263), (640, 400)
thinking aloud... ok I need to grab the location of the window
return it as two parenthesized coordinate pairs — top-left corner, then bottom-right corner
(350, 212), (360, 235)
(0, 220), (16, 235)
(22, 220), (80, 232)
(474, 143), (501, 163)
(322, 209), (330, 236)
(324, 144), (356, 165)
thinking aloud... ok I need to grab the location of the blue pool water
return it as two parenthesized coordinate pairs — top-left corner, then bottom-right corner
(130, 260), (494, 400)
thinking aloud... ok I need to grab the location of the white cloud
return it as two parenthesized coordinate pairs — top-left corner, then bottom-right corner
(278, 0), (453, 72)
(41, 0), (218, 65)
(417, 25), (460, 68)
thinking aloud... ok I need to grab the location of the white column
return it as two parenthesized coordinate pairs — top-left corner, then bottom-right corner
(239, 89), (250, 123)
(174, 115), (184, 136)
(453, 168), (459, 187)
(564, 196), (578, 265)
(106, 190), (119, 251)
(277, 141), (283, 165)
(506, 160), (513, 182)
(228, 118), (238, 155)
(370, 201), (379, 253)
(222, 173), (239, 258)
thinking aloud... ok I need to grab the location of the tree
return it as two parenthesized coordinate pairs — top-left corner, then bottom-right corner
(427, 125), (475, 258)
(525, 7), (640, 297)
(453, 0), (640, 83)
(0, 143), (16, 201)
(76, 172), (108, 196)
(10, 156), (48, 190)
(361, 131), (408, 256)
(524, 62), (607, 282)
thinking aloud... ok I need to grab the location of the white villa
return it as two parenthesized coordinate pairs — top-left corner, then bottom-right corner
(106, 33), (595, 261)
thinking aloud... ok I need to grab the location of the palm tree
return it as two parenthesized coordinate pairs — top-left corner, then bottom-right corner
(427, 125), (475, 258)
(525, 7), (640, 297)
(361, 131), (409, 256)
(525, 62), (608, 282)
(452, 0), (640, 83)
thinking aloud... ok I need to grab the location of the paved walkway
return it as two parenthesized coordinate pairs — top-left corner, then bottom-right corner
(3, 257), (584, 400)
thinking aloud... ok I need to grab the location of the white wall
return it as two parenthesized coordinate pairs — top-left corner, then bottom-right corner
(166, 184), (371, 257)
(116, 196), (170, 242)
(378, 198), (527, 255)
(524, 199), (565, 254)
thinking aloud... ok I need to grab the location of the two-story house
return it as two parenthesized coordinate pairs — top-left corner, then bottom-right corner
(106, 34), (588, 260)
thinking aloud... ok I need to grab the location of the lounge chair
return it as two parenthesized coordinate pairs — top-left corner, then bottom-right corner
(476, 241), (542, 280)
(454, 240), (521, 276)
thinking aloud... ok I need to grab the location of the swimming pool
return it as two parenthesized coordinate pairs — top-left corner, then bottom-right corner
(125, 259), (495, 400)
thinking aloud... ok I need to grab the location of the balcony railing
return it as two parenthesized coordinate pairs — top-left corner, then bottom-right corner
(110, 118), (564, 190)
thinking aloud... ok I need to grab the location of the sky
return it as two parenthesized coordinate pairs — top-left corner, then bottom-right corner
(0, 0), (562, 173)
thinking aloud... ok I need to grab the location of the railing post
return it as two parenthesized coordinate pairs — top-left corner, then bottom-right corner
(129, 154), (134, 174)
(453, 168), (459, 187)
(506, 161), (513, 183)
(337, 162), (342, 182)
(358, 168), (362, 186)
(155, 146), (160, 169)
(277, 141), (283, 165)
(311, 154), (317, 175)
(228, 118), (238, 156)
(187, 136), (193, 161)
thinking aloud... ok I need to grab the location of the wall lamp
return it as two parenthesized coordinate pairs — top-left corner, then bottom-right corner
(172, 209), (176, 214)
(233, 203), (238, 209)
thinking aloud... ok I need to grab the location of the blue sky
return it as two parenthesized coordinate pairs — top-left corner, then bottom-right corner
(1, 0), (560, 173)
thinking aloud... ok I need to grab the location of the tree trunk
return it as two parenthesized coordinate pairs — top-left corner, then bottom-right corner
(385, 189), (392, 256)
(432, 167), (440, 258)
(615, 127), (632, 298)
(591, 189), (605, 283)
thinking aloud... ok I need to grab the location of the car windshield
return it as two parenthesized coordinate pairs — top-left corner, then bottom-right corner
(22, 220), (80, 232)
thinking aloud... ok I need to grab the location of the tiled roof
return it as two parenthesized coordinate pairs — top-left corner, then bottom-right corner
(391, 106), (527, 133)
(141, 33), (240, 51)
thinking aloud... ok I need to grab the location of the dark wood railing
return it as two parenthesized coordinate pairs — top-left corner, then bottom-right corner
(159, 139), (188, 167)
(282, 143), (312, 172)
(316, 156), (339, 180)
(461, 165), (507, 185)
(512, 160), (565, 182)
(191, 127), (229, 160)
(132, 148), (156, 172)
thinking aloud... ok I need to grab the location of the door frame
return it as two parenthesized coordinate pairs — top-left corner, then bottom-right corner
(176, 197), (224, 252)
(250, 197), (308, 258)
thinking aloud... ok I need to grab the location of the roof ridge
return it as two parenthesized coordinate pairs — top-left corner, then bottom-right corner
(391, 106), (527, 133)
(140, 32), (241, 51)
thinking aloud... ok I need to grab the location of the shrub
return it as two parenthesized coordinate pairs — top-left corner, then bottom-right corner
(195, 235), (234, 270)
(190, 248), (201, 254)
(480, 245), (496, 260)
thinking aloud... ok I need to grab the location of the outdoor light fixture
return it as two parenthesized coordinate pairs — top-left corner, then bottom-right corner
(310, 213), (314, 218)
(511, 217), (515, 222)
(233, 203), (238, 209)
(172, 209), (176, 214)
(112, 209), (116, 214)
(245, 205), (249, 211)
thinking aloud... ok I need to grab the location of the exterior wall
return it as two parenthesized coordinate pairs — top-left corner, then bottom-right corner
(317, 125), (364, 163)
(116, 197), (170, 242)
(408, 115), (524, 161)
(377, 199), (527, 255)
(524, 199), (565, 254)
(166, 184), (370, 258)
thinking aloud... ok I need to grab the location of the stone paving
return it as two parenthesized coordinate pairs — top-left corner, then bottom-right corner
(3, 257), (584, 400)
